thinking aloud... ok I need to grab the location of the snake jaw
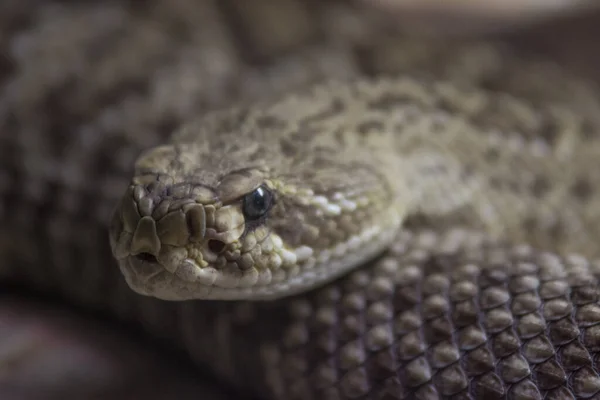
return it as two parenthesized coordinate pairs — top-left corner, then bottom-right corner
(108, 163), (408, 300)
(112, 185), (404, 301)
(109, 177), (301, 299)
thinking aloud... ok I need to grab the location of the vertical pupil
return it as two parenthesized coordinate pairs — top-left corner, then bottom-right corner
(244, 186), (271, 220)
(252, 187), (266, 210)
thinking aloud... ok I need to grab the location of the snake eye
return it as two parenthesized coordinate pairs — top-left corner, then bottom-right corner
(242, 185), (273, 221)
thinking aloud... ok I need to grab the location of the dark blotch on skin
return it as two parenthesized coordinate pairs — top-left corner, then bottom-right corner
(255, 115), (287, 130)
(539, 115), (561, 147)
(488, 177), (503, 190)
(301, 98), (345, 124)
(367, 92), (413, 112)
(333, 128), (346, 146)
(435, 97), (458, 115)
(484, 148), (500, 163)
(571, 179), (594, 201)
(290, 125), (320, 143)
(357, 119), (385, 135)
(311, 148), (338, 169)
(279, 138), (297, 157)
(230, 168), (257, 179)
(580, 120), (598, 140)
(531, 176), (550, 198)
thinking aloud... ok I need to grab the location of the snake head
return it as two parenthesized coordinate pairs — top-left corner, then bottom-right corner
(109, 169), (292, 300)
(109, 100), (406, 301)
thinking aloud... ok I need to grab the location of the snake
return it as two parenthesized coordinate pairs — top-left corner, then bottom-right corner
(109, 76), (600, 303)
(4, 1), (600, 399)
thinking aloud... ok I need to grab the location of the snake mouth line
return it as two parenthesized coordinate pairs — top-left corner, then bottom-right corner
(120, 253), (302, 300)
(117, 224), (400, 301)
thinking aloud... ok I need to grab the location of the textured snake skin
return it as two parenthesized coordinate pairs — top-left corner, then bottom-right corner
(3, 1), (600, 399)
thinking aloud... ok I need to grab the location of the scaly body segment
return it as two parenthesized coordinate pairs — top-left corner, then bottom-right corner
(109, 77), (600, 301)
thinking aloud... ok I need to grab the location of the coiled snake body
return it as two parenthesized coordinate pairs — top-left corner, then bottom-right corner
(4, 2), (600, 399)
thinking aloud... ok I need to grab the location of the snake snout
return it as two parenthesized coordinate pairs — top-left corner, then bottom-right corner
(110, 181), (217, 271)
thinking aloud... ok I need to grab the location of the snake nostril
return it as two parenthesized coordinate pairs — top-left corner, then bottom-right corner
(208, 240), (226, 254)
(135, 252), (158, 264)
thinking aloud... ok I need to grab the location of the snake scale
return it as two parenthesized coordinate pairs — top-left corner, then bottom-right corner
(3, 1), (600, 399)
